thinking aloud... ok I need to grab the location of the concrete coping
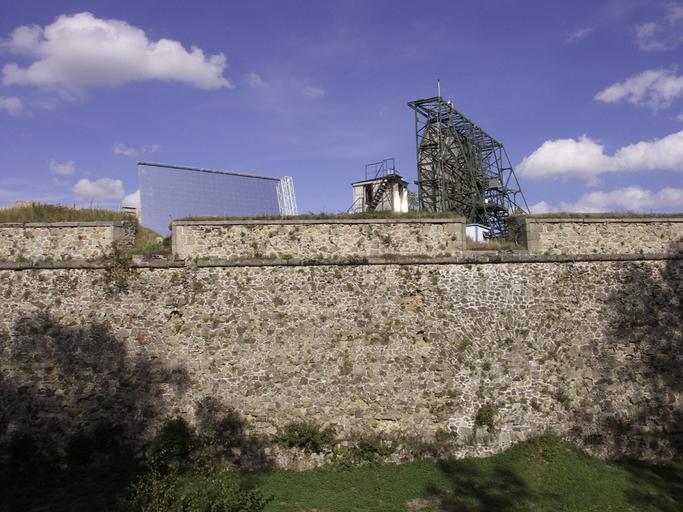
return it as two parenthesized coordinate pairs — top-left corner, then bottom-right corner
(518, 216), (683, 224)
(1, 251), (679, 269)
(172, 217), (465, 226)
(0, 221), (133, 228)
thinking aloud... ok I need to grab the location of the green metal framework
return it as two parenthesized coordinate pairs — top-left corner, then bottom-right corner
(407, 96), (528, 238)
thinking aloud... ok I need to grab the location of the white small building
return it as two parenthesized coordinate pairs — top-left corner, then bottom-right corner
(466, 223), (490, 242)
(351, 172), (409, 213)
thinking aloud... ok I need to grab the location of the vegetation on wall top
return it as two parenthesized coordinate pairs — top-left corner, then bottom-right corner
(519, 212), (683, 219)
(176, 210), (465, 222)
(0, 203), (133, 223)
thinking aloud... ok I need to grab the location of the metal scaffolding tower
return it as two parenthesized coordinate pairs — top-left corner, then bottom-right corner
(407, 95), (528, 238)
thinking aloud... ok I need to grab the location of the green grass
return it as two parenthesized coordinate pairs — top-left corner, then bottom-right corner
(0, 203), (133, 223)
(519, 212), (683, 219)
(245, 436), (682, 511)
(2, 436), (681, 511)
(176, 210), (465, 222)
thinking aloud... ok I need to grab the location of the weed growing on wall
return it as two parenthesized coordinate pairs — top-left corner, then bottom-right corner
(274, 421), (336, 454)
(104, 244), (134, 293)
(475, 404), (498, 433)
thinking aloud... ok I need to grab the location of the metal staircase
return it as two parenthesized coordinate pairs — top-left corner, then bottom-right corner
(367, 176), (390, 211)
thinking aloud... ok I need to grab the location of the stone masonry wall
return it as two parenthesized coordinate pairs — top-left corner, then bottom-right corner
(1, 254), (680, 461)
(0, 221), (136, 262)
(172, 218), (466, 260)
(512, 216), (683, 256)
(0, 217), (681, 464)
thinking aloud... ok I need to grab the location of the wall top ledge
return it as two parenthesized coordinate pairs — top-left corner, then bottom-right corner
(0, 220), (133, 228)
(172, 217), (465, 227)
(1, 251), (679, 270)
(518, 216), (683, 224)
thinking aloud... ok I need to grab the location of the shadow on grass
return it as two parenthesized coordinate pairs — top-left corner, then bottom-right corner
(424, 459), (541, 512)
(619, 459), (683, 512)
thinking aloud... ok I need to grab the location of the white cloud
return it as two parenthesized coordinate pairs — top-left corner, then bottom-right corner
(532, 187), (683, 214)
(121, 189), (140, 209)
(634, 3), (683, 51)
(73, 178), (124, 202)
(677, 113), (683, 121)
(48, 159), (75, 176)
(557, 186), (683, 213)
(517, 130), (683, 183)
(529, 201), (554, 214)
(0, 96), (24, 115)
(594, 69), (683, 109)
(113, 143), (161, 157)
(142, 144), (161, 154)
(566, 27), (593, 43)
(244, 72), (267, 88)
(2, 12), (231, 93)
(113, 143), (137, 157)
(303, 85), (324, 97)
(635, 21), (667, 50)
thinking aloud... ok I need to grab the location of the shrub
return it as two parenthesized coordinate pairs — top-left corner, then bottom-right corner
(553, 388), (571, 410)
(129, 462), (270, 512)
(176, 470), (271, 512)
(149, 417), (194, 463)
(474, 404), (497, 432)
(336, 434), (397, 465)
(274, 421), (336, 453)
(129, 454), (177, 512)
(583, 433), (604, 446)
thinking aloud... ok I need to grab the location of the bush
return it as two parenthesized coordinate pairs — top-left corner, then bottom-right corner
(129, 454), (177, 512)
(176, 470), (271, 512)
(351, 434), (396, 463)
(149, 417), (194, 463)
(274, 421), (336, 453)
(474, 404), (497, 432)
(333, 434), (397, 465)
(129, 460), (270, 512)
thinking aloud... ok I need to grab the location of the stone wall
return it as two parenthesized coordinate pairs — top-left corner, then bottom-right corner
(511, 216), (683, 256)
(0, 221), (136, 262)
(1, 253), (680, 461)
(172, 218), (466, 260)
(0, 218), (681, 464)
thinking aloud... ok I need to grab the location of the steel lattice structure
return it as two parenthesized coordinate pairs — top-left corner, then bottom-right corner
(407, 96), (528, 238)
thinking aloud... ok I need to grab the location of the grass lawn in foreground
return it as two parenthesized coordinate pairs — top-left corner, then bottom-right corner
(178, 436), (682, 512)
(2, 437), (681, 511)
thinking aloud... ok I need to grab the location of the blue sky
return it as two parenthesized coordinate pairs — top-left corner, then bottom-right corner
(1, 0), (682, 218)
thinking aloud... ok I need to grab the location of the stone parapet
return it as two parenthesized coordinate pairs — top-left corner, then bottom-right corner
(172, 218), (467, 260)
(0, 221), (136, 262)
(509, 216), (683, 256)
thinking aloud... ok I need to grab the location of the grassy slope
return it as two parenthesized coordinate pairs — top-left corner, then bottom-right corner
(186, 437), (681, 512)
(2, 437), (681, 511)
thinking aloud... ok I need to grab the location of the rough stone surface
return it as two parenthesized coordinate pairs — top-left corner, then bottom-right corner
(172, 219), (466, 261)
(0, 255), (680, 462)
(511, 217), (683, 256)
(0, 221), (135, 262)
